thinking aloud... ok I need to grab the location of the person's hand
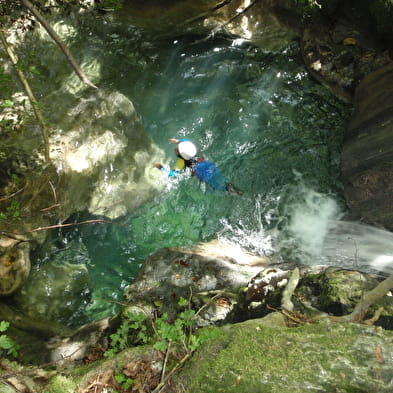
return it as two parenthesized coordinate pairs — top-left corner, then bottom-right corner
(169, 138), (179, 144)
(153, 163), (163, 169)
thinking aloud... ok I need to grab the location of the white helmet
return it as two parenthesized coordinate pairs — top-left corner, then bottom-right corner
(178, 141), (197, 160)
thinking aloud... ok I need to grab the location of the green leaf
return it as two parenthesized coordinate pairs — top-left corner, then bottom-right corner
(178, 296), (188, 307)
(122, 378), (135, 389)
(0, 321), (10, 332)
(0, 335), (13, 348)
(29, 66), (40, 75)
(0, 334), (19, 357)
(153, 340), (168, 352)
(189, 335), (200, 352)
(115, 374), (126, 383)
(1, 99), (13, 108)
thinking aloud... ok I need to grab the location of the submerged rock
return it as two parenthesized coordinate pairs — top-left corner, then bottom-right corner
(12, 240), (92, 327)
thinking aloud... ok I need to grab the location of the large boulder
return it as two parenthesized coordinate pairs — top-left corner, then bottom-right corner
(341, 63), (393, 229)
(174, 317), (393, 393)
(48, 88), (165, 220)
(125, 240), (270, 324)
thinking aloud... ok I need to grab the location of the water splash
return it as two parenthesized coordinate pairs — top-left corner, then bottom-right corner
(217, 195), (275, 257)
(284, 186), (343, 257)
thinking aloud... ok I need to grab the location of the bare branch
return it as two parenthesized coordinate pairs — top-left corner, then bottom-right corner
(0, 30), (50, 161)
(1, 219), (116, 237)
(21, 0), (97, 89)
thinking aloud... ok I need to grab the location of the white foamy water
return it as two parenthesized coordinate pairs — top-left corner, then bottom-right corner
(222, 186), (393, 276)
(318, 220), (393, 274)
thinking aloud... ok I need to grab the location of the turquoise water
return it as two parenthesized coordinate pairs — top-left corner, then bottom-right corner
(23, 18), (351, 324)
(81, 35), (349, 321)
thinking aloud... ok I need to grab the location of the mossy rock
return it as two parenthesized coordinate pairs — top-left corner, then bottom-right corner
(174, 316), (393, 392)
(44, 375), (78, 393)
(297, 268), (393, 323)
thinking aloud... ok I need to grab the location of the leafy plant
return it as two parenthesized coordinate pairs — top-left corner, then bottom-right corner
(154, 298), (196, 353)
(104, 298), (221, 392)
(105, 297), (221, 357)
(0, 99), (13, 108)
(0, 200), (21, 222)
(0, 321), (20, 358)
(104, 310), (148, 358)
(114, 361), (135, 391)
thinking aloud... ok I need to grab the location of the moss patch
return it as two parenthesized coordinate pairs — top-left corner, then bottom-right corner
(175, 317), (393, 393)
(44, 375), (78, 393)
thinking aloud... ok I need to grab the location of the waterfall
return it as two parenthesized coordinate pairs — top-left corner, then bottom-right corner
(319, 221), (393, 275)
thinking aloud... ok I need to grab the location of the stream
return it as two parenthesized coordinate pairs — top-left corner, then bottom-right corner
(18, 10), (385, 326)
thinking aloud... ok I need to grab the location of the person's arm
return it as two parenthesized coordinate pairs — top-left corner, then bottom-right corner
(169, 138), (189, 144)
(153, 160), (184, 177)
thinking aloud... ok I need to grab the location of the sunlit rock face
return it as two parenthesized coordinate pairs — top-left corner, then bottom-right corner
(120, 0), (299, 51)
(18, 19), (166, 220)
(49, 89), (165, 219)
(0, 237), (30, 296)
(342, 64), (393, 229)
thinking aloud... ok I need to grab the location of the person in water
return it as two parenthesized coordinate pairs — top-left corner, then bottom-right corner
(154, 138), (242, 195)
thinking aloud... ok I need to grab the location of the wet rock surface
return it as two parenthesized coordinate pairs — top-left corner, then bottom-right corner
(301, 13), (391, 102)
(125, 240), (271, 325)
(342, 64), (393, 229)
(12, 240), (92, 327)
(125, 242), (393, 328)
(119, 0), (300, 52)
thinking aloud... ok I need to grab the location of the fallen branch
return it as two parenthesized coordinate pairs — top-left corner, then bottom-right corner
(281, 267), (300, 312)
(364, 307), (384, 325)
(0, 187), (26, 203)
(21, 0), (97, 89)
(332, 274), (393, 323)
(29, 218), (114, 232)
(0, 30), (50, 161)
(151, 352), (191, 393)
(1, 218), (115, 237)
